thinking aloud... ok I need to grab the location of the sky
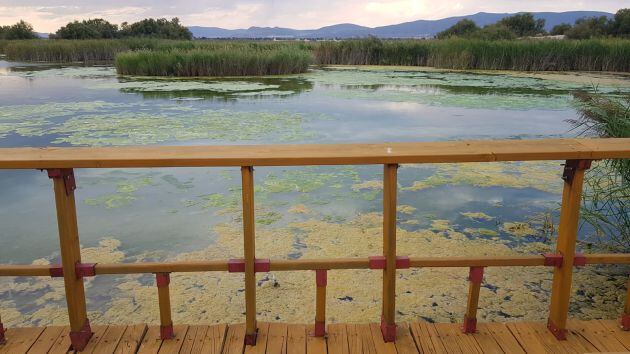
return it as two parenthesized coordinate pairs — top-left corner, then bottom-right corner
(0, 0), (628, 33)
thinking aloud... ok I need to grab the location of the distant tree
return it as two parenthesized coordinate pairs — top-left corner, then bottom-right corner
(565, 16), (612, 39)
(496, 13), (546, 37)
(2, 20), (38, 39)
(610, 8), (630, 37)
(119, 18), (192, 39)
(436, 19), (479, 39)
(550, 23), (572, 35)
(473, 25), (517, 40)
(55, 19), (118, 39)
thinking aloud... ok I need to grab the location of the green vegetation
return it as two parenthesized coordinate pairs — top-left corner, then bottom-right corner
(0, 20), (38, 40)
(53, 19), (118, 39)
(115, 46), (312, 76)
(570, 92), (629, 249)
(51, 17), (191, 40)
(314, 37), (630, 71)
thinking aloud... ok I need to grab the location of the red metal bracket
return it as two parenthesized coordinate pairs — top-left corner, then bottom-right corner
(562, 160), (591, 184)
(160, 324), (174, 340)
(573, 253), (586, 267)
(0, 321), (6, 345)
(75, 263), (96, 279)
(50, 264), (64, 277)
(228, 259), (270, 273)
(46, 168), (76, 196)
(468, 266), (484, 283)
(69, 319), (93, 351)
(313, 320), (326, 337)
(244, 330), (258, 346)
(156, 273), (170, 288)
(621, 314), (630, 331)
(315, 269), (327, 287)
(462, 315), (477, 334)
(380, 316), (396, 342)
(369, 256), (410, 269)
(547, 318), (567, 340)
(543, 253), (563, 267)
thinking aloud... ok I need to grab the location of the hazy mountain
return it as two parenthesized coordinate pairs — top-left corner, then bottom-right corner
(189, 11), (613, 39)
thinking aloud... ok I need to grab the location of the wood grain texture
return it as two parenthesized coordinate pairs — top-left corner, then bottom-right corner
(0, 138), (628, 169)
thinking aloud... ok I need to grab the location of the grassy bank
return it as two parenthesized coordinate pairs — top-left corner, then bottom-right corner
(314, 38), (630, 71)
(115, 47), (312, 76)
(2, 38), (630, 73)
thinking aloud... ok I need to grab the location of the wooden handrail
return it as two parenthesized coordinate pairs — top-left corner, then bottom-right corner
(0, 138), (628, 169)
(0, 138), (629, 349)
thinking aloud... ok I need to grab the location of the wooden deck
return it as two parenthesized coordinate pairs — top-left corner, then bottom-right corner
(1, 320), (629, 353)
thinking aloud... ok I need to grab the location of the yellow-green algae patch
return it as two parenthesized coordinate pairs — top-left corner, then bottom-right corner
(461, 212), (495, 221)
(397, 205), (417, 215)
(403, 161), (562, 194)
(502, 222), (538, 237)
(2, 215), (626, 327)
(288, 204), (311, 214)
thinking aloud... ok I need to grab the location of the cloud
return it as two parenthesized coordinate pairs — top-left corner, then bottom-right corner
(0, 0), (626, 32)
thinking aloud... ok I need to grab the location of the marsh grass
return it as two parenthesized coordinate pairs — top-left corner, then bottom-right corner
(314, 38), (630, 71)
(115, 47), (313, 76)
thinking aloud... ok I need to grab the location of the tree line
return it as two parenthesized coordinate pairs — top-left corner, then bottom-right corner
(437, 9), (630, 40)
(0, 18), (192, 40)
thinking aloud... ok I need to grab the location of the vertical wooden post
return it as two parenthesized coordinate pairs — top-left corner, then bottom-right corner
(621, 277), (630, 330)
(156, 273), (174, 339)
(381, 163), (398, 342)
(313, 269), (327, 337)
(547, 160), (590, 340)
(462, 267), (484, 333)
(48, 168), (92, 351)
(241, 166), (258, 345)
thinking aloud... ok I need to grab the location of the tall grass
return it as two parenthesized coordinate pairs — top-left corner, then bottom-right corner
(115, 47), (313, 76)
(314, 38), (630, 71)
(569, 92), (630, 250)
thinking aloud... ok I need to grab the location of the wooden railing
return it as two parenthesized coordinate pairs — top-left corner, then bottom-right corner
(0, 138), (629, 351)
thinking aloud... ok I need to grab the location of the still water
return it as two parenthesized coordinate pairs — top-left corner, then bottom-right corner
(0, 61), (628, 326)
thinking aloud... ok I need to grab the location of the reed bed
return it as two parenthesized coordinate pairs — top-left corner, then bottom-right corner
(314, 38), (630, 72)
(115, 47), (313, 76)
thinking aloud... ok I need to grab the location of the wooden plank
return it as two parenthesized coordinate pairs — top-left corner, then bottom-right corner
(547, 161), (588, 337)
(242, 166), (257, 341)
(48, 326), (73, 354)
(526, 322), (597, 353)
(327, 324), (349, 354)
(91, 325), (127, 354)
(245, 322), (269, 354)
(599, 320), (630, 350)
(1, 138), (628, 169)
(265, 323), (287, 354)
(468, 323), (503, 354)
(287, 324), (306, 354)
(409, 322), (446, 354)
(355, 324), (376, 354)
(114, 324), (147, 354)
(568, 320), (627, 352)
(382, 164), (398, 335)
(433, 323), (483, 353)
(505, 322), (548, 354)
(158, 325), (188, 353)
(26, 326), (65, 354)
(306, 325), (327, 354)
(179, 325), (205, 354)
(480, 323), (524, 354)
(0, 327), (44, 354)
(50, 170), (90, 349)
(222, 324), (246, 354)
(346, 324), (362, 354)
(80, 325), (108, 353)
(369, 323), (397, 354)
(393, 323), (419, 354)
(137, 326), (164, 354)
(156, 274), (173, 333)
(199, 324), (228, 354)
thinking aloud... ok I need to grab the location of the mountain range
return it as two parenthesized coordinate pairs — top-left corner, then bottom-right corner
(189, 11), (613, 39)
